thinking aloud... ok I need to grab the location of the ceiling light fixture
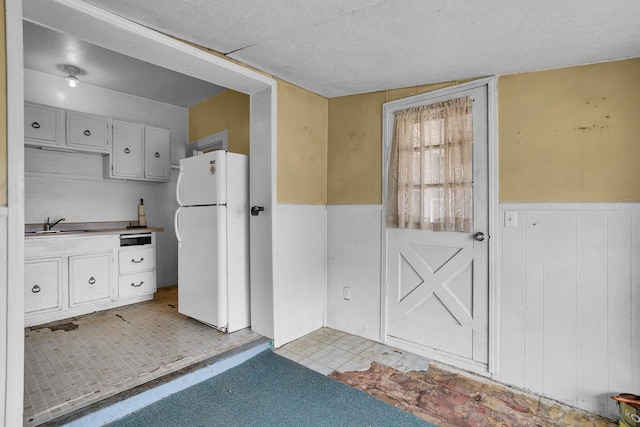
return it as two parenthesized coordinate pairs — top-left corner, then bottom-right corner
(64, 65), (80, 88)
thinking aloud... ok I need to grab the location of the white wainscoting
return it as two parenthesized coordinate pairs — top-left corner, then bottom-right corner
(0, 207), (8, 422)
(273, 204), (327, 347)
(499, 203), (640, 419)
(326, 205), (383, 342)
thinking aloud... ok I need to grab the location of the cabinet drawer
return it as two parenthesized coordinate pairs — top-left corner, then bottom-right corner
(119, 247), (155, 274)
(118, 271), (156, 298)
(69, 253), (112, 306)
(66, 111), (108, 153)
(24, 258), (62, 314)
(24, 103), (63, 145)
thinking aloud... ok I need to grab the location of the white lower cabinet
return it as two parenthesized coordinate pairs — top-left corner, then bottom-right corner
(25, 233), (157, 327)
(69, 253), (112, 306)
(24, 257), (62, 314)
(118, 244), (157, 299)
(119, 271), (156, 299)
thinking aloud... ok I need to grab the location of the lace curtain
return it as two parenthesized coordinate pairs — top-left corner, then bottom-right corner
(387, 96), (473, 232)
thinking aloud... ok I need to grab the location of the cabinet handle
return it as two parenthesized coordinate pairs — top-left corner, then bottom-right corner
(32, 285), (41, 293)
(31, 121), (40, 129)
(154, 152), (160, 158)
(124, 147), (131, 154)
(131, 281), (144, 288)
(131, 257), (144, 264)
(84, 129), (91, 136)
(88, 277), (96, 285)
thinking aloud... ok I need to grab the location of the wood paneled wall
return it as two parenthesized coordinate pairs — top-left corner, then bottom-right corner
(499, 203), (640, 418)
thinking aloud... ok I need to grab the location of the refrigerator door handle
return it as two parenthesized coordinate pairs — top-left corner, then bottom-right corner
(174, 207), (183, 247)
(176, 170), (184, 206)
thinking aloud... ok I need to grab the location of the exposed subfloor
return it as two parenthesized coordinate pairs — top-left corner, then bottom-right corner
(23, 287), (260, 426)
(276, 328), (616, 427)
(25, 287), (616, 427)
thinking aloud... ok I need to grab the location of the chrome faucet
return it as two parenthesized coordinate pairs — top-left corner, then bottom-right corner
(45, 217), (65, 231)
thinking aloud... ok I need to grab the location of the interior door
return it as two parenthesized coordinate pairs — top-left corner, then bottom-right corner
(386, 85), (489, 364)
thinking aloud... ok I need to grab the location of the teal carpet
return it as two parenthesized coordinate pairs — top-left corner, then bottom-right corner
(108, 350), (435, 427)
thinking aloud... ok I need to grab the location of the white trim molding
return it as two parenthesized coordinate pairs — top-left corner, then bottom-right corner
(500, 202), (640, 212)
(190, 129), (228, 156)
(5, 0), (25, 424)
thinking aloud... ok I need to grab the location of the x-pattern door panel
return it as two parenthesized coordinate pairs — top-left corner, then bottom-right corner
(388, 230), (475, 359)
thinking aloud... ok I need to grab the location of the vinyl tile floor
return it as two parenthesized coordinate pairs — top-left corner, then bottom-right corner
(274, 328), (431, 375)
(23, 287), (260, 427)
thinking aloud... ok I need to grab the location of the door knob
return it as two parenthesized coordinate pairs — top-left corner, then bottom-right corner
(251, 206), (265, 216)
(473, 232), (486, 241)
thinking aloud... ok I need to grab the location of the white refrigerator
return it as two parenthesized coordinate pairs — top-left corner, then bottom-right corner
(174, 150), (250, 333)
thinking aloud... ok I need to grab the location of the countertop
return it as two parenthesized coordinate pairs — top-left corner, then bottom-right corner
(25, 221), (164, 239)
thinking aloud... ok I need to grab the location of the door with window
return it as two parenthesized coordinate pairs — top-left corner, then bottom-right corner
(384, 84), (489, 365)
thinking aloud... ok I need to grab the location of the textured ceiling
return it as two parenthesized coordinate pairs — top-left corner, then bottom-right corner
(82, 0), (640, 98)
(23, 21), (226, 107)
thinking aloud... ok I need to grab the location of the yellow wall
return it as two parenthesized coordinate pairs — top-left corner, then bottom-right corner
(327, 81), (470, 204)
(189, 81), (328, 204)
(328, 59), (640, 204)
(189, 89), (250, 155)
(499, 58), (640, 202)
(277, 80), (328, 204)
(1, 0), (7, 206)
(188, 57), (640, 205)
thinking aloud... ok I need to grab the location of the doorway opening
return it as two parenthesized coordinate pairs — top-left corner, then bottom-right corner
(8, 0), (277, 424)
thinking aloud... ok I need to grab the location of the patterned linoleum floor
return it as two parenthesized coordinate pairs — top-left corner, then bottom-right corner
(23, 287), (260, 426)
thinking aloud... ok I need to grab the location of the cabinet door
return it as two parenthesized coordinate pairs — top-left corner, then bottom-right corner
(24, 103), (64, 147)
(112, 120), (143, 178)
(66, 111), (109, 153)
(144, 126), (170, 181)
(24, 258), (62, 314)
(69, 253), (112, 306)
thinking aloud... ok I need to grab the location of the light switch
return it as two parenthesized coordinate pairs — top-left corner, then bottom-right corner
(504, 211), (517, 228)
(343, 287), (351, 300)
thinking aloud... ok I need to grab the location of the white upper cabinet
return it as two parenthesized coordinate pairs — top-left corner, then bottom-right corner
(25, 102), (171, 183)
(110, 119), (144, 179)
(24, 103), (65, 147)
(106, 120), (170, 182)
(66, 111), (109, 153)
(144, 126), (170, 181)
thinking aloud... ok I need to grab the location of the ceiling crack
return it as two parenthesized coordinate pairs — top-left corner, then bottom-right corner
(224, 43), (259, 56)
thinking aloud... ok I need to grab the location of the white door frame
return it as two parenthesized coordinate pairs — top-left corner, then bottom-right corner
(380, 77), (500, 376)
(5, 0), (278, 422)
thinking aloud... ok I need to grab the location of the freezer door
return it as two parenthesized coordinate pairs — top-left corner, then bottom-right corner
(177, 205), (228, 329)
(176, 151), (227, 206)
